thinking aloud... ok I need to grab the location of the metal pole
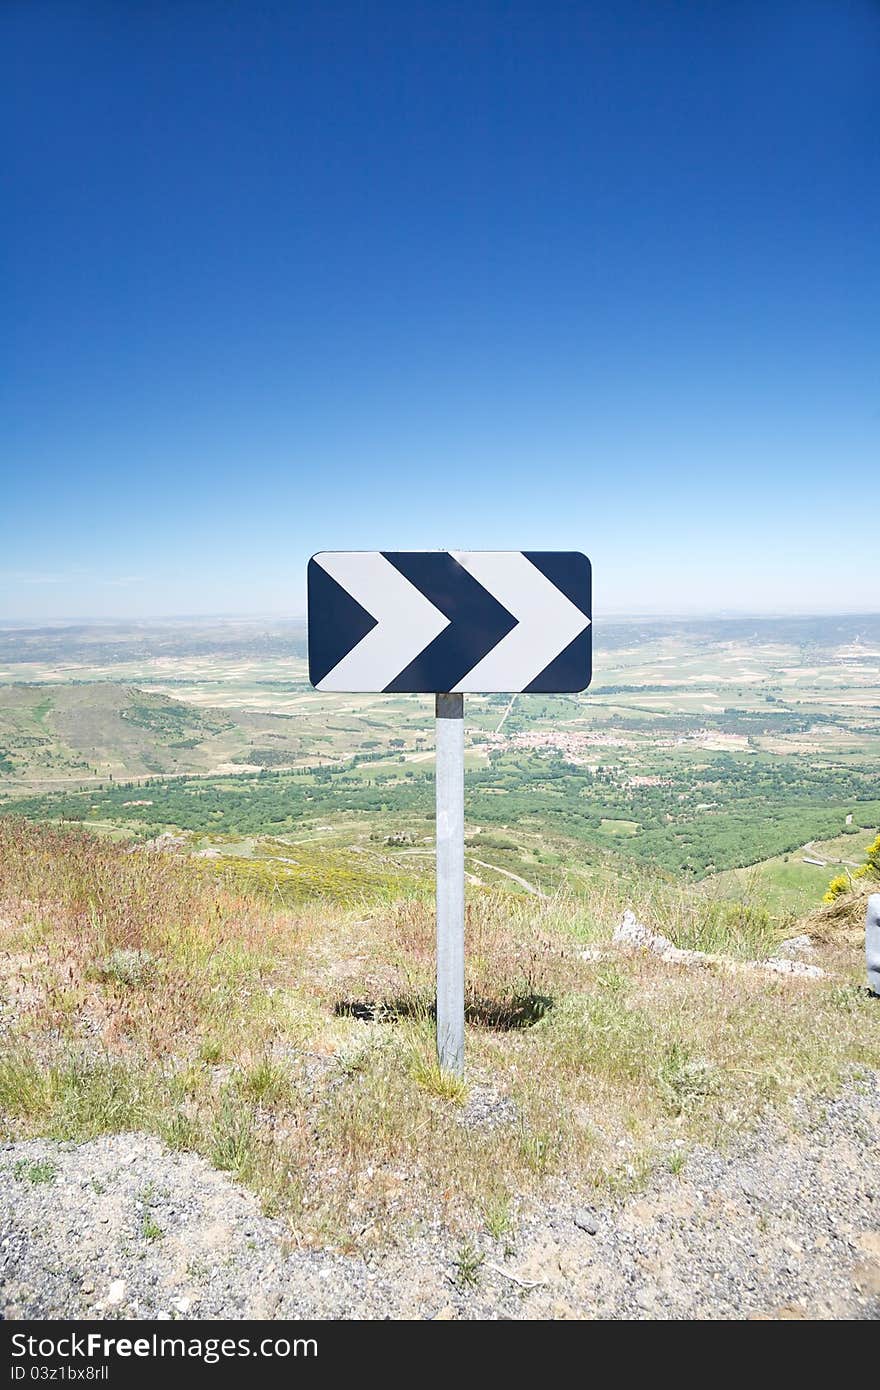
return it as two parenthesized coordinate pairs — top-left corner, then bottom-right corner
(867, 894), (880, 997)
(435, 692), (465, 1074)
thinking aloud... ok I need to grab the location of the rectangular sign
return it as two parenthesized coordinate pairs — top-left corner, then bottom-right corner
(308, 550), (591, 693)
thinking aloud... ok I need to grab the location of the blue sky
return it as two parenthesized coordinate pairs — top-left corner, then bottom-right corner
(3, 0), (878, 620)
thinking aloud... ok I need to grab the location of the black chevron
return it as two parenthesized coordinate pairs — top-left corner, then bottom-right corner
(307, 556), (378, 686)
(381, 551), (517, 692)
(523, 551), (591, 693)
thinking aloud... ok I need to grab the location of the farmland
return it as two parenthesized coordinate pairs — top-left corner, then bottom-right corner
(1, 612), (879, 913)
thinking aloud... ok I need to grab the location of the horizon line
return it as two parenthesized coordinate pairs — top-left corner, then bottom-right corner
(2, 607), (880, 630)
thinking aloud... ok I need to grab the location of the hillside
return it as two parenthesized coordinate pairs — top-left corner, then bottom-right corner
(0, 818), (878, 1319)
(0, 682), (311, 784)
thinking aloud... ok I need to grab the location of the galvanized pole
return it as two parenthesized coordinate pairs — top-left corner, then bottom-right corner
(435, 692), (465, 1074)
(867, 893), (880, 997)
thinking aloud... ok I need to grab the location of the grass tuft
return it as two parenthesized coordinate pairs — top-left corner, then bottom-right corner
(140, 1213), (163, 1241)
(408, 1053), (468, 1102)
(210, 1095), (258, 1179)
(452, 1239), (484, 1289)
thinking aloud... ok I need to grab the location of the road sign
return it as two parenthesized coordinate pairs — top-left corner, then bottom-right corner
(308, 551), (591, 694)
(306, 549), (593, 1075)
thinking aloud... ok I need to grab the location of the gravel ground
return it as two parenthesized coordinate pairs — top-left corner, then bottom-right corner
(2, 1074), (879, 1321)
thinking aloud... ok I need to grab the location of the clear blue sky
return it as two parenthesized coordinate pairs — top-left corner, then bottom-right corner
(3, 0), (878, 620)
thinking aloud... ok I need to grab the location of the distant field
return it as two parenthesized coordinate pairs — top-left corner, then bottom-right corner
(1, 613), (878, 915)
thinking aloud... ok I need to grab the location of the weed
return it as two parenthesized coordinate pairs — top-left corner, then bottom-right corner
(96, 949), (158, 988)
(332, 1033), (390, 1078)
(657, 1043), (719, 1115)
(829, 983), (868, 1014)
(452, 1240), (484, 1289)
(12, 1158), (57, 1185)
(482, 1194), (512, 1240)
(518, 1126), (555, 1174)
(160, 1110), (200, 1153)
(210, 1096), (257, 1178)
(141, 1213), (163, 1241)
(235, 1057), (290, 1106)
(594, 964), (629, 996)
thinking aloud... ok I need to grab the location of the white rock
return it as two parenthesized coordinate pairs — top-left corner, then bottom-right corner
(761, 957), (825, 979)
(106, 1280), (126, 1306)
(613, 910), (675, 954)
(776, 934), (815, 957)
(615, 911), (826, 980)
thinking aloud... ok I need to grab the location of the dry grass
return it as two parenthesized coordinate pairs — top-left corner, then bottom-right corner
(802, 885), (875, 942)
(0, 818), (876, 1250)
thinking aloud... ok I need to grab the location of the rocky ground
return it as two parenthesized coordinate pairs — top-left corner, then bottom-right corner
(2, 1072), (879, 1321)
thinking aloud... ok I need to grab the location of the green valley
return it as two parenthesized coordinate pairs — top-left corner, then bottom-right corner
(1, 611), (878, 921)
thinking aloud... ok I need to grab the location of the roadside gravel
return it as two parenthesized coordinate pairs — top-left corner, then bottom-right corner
(2, 1074), (878, 1321)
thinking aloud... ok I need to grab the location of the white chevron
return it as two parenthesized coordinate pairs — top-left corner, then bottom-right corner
(313, 552), (450, 691)
(450, 551), (590, 692)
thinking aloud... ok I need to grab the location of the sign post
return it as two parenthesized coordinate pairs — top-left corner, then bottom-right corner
(435, 692), (465, 1073)
(307, 550), (592, 1074)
